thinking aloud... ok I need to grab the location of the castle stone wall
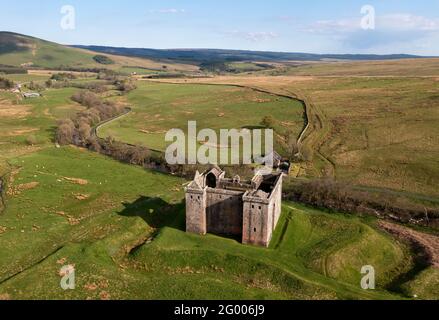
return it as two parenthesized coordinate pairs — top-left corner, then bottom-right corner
(186, 168), (283, 247)
(242, 201), (270, 247)
(271, 175), (283, 230)
(186, 189), (207, 235)
(206, 189), (243, 236)
(242, 174), (283, 247)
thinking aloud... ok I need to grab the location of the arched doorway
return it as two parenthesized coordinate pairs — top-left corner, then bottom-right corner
(206, 173), (217, 188)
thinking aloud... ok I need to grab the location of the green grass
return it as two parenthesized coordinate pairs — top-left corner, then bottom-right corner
(283, 58), (439, 77)
(218, 74), (439, 199)
(0, 87), (83, 160)
(0, 32), (197, 73)
(98, 82), (304, 156)
(297, 77), (439, 198)
(2, 74), (51, 82)
(0, 147), (184, 297)
(0, 65), (437, 300)
(119, 66), (165, 75)
(0, 33), (102, 69)
(401, 267), (439, 300)
(0, 146), (421, 299)
(226, 62), (270, 73)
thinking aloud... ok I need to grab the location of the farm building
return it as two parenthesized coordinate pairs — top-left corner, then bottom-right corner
(22, 92), (41, 98)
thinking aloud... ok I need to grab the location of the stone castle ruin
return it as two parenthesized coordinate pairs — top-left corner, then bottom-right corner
(185, 166), (283, 247)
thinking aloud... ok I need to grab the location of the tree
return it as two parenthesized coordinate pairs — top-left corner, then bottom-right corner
(27, 81), (44, 91)
(51, 73), (76, 81)
(56, 119), (75, 145)
(130, 146), (150, 165)
(115, 79), (137, 93)
(0, 77), (15, 89)
(86, 136), (101, 152)
(71, 91), (101, 108)
(93, 55), (115, 65)
(78, 121), (91, 142)
(199, 61), (228, 73)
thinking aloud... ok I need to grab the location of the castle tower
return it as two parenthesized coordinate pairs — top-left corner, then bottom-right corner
(242, 190), (271, 247)
(242, 174), (283, 247)
(185, 172), (207, 234)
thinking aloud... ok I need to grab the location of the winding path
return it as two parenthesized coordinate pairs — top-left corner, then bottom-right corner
(91, 106), (165, 154)
(92, 106), (132, 137)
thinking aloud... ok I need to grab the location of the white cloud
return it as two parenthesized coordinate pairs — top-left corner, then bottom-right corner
(305, 13), (439, 52)
(307, 19), (360, 34)
(226, 31), (278, 42)
(308, 13), (439, 34)
(149, 8), (186, 14)
(379, 14), (439, 31)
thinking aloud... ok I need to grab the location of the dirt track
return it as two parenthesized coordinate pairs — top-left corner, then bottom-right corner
(379, 221), (439, 268)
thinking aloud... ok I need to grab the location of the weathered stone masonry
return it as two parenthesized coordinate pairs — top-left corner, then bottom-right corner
(185, 166), (283, 247)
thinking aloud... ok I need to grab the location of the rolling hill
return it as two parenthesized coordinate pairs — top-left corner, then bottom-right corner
(0, 32), (198, 72)
(1, 31), (433, 74)
(73, 45), (429, 64)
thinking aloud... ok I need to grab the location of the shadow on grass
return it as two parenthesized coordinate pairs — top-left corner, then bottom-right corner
(118, 196), (242, 243)
(118, 196), (186, 231)
(385, 240), (432, 297)
(241, 125), (266, 130)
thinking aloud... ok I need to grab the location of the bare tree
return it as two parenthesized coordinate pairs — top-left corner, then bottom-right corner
(56, 119), (75, 145)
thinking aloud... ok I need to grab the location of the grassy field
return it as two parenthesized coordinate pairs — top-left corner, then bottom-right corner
(0, 86), (83, 162)
(226, 62), (276, 73)
(118, 66), (167, 75)
(0, 71), (437, 300)
(0, 146), (424, 300)
(98, 82), (305, 155)
(284, 58), (439, 77)
(2, 73), (51, 82)
(171, 63), (439, 200)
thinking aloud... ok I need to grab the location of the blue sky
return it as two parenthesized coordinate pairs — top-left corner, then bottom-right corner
(1, 0), (439, 55)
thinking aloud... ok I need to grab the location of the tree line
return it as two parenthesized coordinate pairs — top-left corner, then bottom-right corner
(56, 90), (127, 146)
(0, 77), (15, 89)
(284, 178), (439, 228)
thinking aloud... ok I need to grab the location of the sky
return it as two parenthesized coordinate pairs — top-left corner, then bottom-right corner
(1, 0), (439, 55)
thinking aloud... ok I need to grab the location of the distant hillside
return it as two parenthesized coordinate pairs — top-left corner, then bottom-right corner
(0, 32), (198, 72)
(73, 45), (428, 64)
(1, 31), (432, 73)
(0, 32), (105, 69)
